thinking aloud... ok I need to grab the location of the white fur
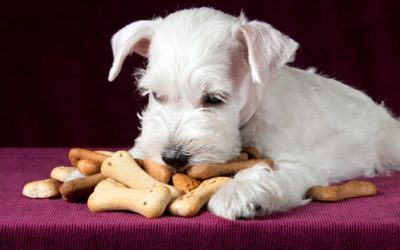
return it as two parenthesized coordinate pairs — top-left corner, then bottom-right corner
(108, 7), (400, 220)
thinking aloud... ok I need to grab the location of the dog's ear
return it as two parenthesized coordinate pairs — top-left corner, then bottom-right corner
(238, 21), (298, 84)
(108, 20), (157, 82)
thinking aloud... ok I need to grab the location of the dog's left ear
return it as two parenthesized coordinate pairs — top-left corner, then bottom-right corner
(108, 20), (157, 82)
(238, 21), (298, 84)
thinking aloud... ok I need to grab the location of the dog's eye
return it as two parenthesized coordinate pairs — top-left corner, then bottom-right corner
(151, 92), (163, 102)
(204, 94), (223, 105)
(138, 87), (149, 97)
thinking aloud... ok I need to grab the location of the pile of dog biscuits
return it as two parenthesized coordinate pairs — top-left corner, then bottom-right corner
(22, 147), (378, 219)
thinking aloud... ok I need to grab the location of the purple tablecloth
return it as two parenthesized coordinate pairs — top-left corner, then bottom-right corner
(1, 148), (400, 249)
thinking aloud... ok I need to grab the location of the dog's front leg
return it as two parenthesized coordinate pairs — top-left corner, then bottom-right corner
(207, 162), (326, 220)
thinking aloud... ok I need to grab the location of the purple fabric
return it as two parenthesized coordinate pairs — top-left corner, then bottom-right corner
(1, 148), (400, 249)
(2, 1), (400, 147)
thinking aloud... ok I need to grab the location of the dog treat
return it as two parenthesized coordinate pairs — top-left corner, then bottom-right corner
(187, 159), (273, 179)
(172, 174), (202, 194)
(95, 150), (114, 156)
(135, 158), (144, 167)
(230, 152), (249, 162)
(87, 178), (172, 219)
(77, 159), (101, 176)
(142, 159), (172, 183)
(168, 177), (232, 217)
(242, 146), (262, 159)
(305, 180), (378, 202)
(64, 170), (87, 182)
(68, 148), (110, 168)
(101, 151), (180, 199)
(59, 173), (107, 202)
(50, 166), (82, 182)
(22, 179), (59, 198)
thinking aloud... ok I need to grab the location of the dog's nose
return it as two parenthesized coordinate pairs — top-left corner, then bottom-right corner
(161, 150), (189, 168)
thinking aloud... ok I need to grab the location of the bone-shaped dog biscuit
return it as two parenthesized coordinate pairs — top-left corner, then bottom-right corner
(69, 148), (110, 166)
(172, 174), (202, 194)
(94, 150), (114, 156)
(50, 166), (82, 182)
(76, 159), (101, 176)
(241, 146), (262, 159)
(133, 158), (172, 183)
(59, 173), (106, 202)
(172, 173), (201, 194)
(306, 180), (377, 202)
(87, 179), (172, 219)
(101, 151), (180, 199)
(142, 159), (172, 183)
(23, 179), (59, 198)
(69, 148), (110, 174)
(230, 152), (249, 162)
(187, 159), (273, 179)
(228, 146), (261, 162)
(168, 177), (232, 217)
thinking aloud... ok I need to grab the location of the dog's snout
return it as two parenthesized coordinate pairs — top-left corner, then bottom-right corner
(161, 150), (189, 168)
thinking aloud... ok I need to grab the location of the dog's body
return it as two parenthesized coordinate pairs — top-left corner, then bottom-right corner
(108, 8), (400, 219)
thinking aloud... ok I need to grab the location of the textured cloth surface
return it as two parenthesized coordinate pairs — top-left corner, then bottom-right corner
(1, 148), (400, 249)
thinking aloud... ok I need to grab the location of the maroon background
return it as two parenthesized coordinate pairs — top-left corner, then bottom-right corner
(2, 0), (399, 147)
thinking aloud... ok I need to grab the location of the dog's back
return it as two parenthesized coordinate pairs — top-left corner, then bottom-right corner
(241, 65), (400, 181)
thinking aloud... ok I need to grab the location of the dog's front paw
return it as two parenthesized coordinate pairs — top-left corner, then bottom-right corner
(207, 164), (276, 220)
(207, 179), (263, 220)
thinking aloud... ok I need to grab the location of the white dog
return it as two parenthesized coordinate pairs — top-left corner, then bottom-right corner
(108, 7), (400, 220)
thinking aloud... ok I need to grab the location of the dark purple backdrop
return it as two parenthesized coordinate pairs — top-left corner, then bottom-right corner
(2, 0), (399, 147)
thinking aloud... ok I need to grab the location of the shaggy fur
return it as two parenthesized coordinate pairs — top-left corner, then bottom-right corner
(108, 7), (400, 220)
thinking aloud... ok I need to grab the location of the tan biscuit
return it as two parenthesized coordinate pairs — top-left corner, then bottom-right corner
(168, 177), (232, 217)
(59, 173), (106, 202)
(172, 174), (202, 194)
(68, 148), (110, 168)
(101, 151), (180, 199)
(242, 146), (262, 159)
(87, 179), (172, 219)
(22, 179), (59, 198)
(50, 166), (82, 182)
(95, 150), (114, 156)
(135, 158), (144, 167)
(186, 159), (273, 179)
(230, 152), (249, 162)
(305, 180), (378, 202)
(77, 159), (101, 176)
(142, 159), (172, 183)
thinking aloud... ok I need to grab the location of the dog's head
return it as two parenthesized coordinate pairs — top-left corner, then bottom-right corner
(108, 8), (297, 169)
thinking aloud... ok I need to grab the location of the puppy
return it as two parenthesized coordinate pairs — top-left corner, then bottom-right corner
(108, 7), (400, 220)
